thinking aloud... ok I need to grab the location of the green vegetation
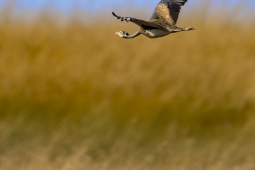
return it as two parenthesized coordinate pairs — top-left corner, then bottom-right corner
(0, 8), (255, 170)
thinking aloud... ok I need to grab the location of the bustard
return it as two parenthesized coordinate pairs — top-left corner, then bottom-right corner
(112, 0), (195, 39)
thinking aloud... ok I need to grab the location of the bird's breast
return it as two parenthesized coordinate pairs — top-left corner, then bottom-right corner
(143, 29), (170, 38)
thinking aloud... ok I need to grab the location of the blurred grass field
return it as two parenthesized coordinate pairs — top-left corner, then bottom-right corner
(0, 3), (255, 170)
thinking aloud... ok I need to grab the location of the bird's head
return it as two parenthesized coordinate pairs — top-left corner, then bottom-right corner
(116, 31), (129, 38)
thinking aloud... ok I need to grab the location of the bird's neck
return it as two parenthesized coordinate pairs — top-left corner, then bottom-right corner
(124, 31), (141, 39)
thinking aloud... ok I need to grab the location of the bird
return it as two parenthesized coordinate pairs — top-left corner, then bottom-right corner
(112, 0), (195, 39)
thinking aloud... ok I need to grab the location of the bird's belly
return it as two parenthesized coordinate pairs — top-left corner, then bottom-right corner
(144, 29), (170, 38)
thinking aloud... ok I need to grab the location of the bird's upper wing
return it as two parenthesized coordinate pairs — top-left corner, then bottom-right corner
(150, 0), (188, 25)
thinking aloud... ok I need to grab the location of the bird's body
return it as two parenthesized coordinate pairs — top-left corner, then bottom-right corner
(113, 0), (195, 39)
(143, 29), (170, 38)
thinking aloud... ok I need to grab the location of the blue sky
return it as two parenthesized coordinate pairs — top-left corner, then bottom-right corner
(1, 0), (254, 12)
(0, 0), (254, 22)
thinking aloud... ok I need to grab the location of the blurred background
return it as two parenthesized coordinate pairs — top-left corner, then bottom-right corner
(0, 0), (255, 169)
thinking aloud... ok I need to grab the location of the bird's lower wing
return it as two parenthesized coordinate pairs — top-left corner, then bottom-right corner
(131, 18), (167, 30)
(112, 12), (166, 30)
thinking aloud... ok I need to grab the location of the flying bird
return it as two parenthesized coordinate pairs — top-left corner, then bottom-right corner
(112, 0), (195, 39)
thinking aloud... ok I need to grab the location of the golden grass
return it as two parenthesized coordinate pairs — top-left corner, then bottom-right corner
(0, 9), (255, 169)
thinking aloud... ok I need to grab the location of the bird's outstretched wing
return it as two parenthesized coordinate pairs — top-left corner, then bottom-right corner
(112, 12), (166, 30)
(150, 0), (188, 25)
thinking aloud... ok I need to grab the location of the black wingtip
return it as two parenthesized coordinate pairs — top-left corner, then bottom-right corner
(112, 12), (118, 17)
(112, 12), (121, 19)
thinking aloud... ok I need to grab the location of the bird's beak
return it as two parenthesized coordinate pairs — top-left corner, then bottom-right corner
(115, 32), (121, 37)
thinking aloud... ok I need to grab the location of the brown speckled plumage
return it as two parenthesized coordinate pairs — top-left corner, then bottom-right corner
(113, 0), (195, 39)
(154, 4), (175, 26)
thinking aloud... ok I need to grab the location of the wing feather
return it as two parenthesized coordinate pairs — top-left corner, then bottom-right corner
(150, 0), (188, 25)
